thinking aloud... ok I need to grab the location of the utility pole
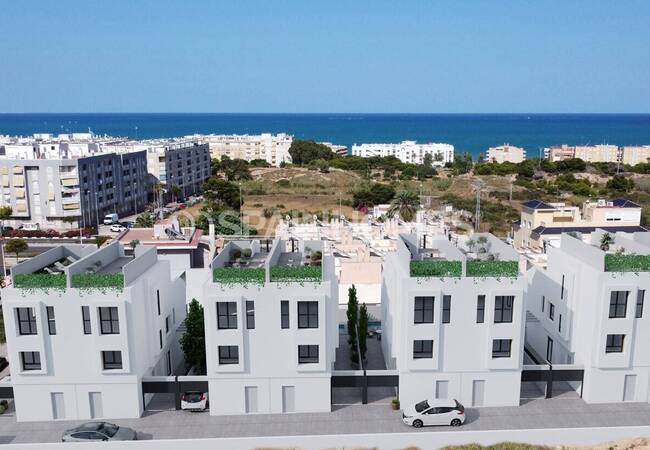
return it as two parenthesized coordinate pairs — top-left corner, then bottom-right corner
(239, 182), (243, 235)
(472, 179), (485, 232)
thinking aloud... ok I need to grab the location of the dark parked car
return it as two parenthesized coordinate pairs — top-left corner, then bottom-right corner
(61, 422), (137, 442)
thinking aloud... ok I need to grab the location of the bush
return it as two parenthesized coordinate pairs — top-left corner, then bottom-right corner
(14, 273), (67, 290)
(213, 267), (265, 284)
(410, 260), (462, 277)
(466, 260), (519, 277)
(270, 265), (322, 282)
(71, 273), (124, 290)
(263, 208), (274, 218)
(242, 248), (252, 258)
(231, 249), (242, 259)
(276, 179), (291, 188)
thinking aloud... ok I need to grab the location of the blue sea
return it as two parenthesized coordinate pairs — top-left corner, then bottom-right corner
(1, 113), (649, 158)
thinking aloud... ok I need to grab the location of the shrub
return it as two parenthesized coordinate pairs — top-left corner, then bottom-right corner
(71, 273), (124, 290)
(466, 260), (519, 277)
(231, 249), (242, 259)
(605, 254), (650, 272)
(270, 265), (322, 282)
(410, 260), (462, 277)
(213, 267), (265, 284)
(242, 248), (252, 258)
(14, 273), (67, 290)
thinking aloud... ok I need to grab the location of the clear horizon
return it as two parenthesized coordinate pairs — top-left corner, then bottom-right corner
(1, 0), (649, 113)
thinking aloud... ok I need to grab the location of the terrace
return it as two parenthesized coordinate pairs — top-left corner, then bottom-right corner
(270, 240), (323, 282)
(11, 245), (95, 290)
(461, 233), (520, 278)
(402, 234), (463, 278)
(212, 240), (269, 284)
(589, 230), (650, 273)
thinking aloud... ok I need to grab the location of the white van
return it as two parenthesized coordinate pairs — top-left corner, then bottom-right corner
(19, 222), (40, 231)
(103, 213), (119, 225)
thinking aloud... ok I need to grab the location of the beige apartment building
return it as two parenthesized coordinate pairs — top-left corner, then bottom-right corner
(514, 198), (645, 251)
(573, 145), (620, 163)
(486, 144), (526, 163)
(622, 145), (650, 166)
(546, 144), (577, 162)
(197, 133), (293, 167)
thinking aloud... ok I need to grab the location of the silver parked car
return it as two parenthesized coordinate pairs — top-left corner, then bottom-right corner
(62, 422), (137, 442)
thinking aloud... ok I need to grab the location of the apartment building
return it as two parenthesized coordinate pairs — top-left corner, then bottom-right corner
(545, 144), (621, 163)
(190, 238), (338, 415)
(514, 199), (644, 251)
(621, 145), (650, 166)
(351, 141), (454, 167)
(198, 133), (293, 167)
(319, 142), (348, 156)
(485, 144), (526, 163)
(526, 231), (650, 403)
(0, 150), (148, 229)
(2, 242), (186, 421)
(382, 233), (526, 408)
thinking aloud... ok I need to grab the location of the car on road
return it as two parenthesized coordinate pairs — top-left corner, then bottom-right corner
(110, 224), (126, 233)
(402, 398), (465, 428)
(61, 422), (137, 442)
(181, 391), (209, 411)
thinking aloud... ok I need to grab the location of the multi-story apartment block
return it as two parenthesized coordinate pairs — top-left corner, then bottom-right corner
(545, 144), (577, 162)
(382, 233), (525, 408)
(544, 144), (621, 163)
(514, 199), (644, 251)
(3, 242), (186, 421)
(319, 142), (348, 156)
(485, 144), (526, 163)
(191, 238), (338, 415)
(526, 231), (650, 403)
(621, 145), (650, 166)
(198, 133), (293, 167)
(0, 150), (148, 229)
(351, 141), (454, 167)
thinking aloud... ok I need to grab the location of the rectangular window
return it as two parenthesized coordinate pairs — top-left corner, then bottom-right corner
(99, 307), (120, 334)
(541, 295), (545, 313)
(606, 334), (625, 353)
(298, 301), (319, 328)
(21, 351), (41, 371)
(102, 351), (123, 370)
(609, 291), (629, 318)
(46, 306), (56, 335)
(442, 295), (451, 324)
(560, 275), (565, 300)
(413, 340), (434, 358)
(476, 295), (485, 323)
(549, 303), (555, 321)
(281, 301), (289, 329)
(414, 296), (434, 324)
(82, 306), (91, 335)
(157, 290), (161, 316)
(494, 296), (514, 323)
(217, 302), (238, 329)
(246, 301), (255, 329)
(159, 330), (163, 349)
(165, 316), (170, 334)
(218, 345), (239, 364)
(492, 339), (512, 358)
(298, 345), (319, 364)
(16, 307), (37, 335)
(636, 290), (645, 319)
(559, 314), (562, 333)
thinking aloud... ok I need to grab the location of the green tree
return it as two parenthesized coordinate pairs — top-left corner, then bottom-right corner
(346, 285), (359, 363)
(0, 206), (12, 237)
(219, 157), (252, 181)
(62, 216), (77, 229)
(169, 184), (182, 203)
(388, 191), (420, 222)
(180, 299), (206, 374)
(359, 303), (369, 360)
(606, 174), (634, 193)
(288, 140), (335, 165)
(5, 239), (28, 263)
(449, 152), (473, 175)
(352, 184), (396, 208)
(129, 239), (140, 249)
(95, 235), (111, 248)
(600, 232), (614, 251)
(135, 211), (154, 227)
(202, 177), (241, 210)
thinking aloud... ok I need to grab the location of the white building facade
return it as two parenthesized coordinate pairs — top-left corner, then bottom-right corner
(198, 133), (293, 167)
(3, 242), (186, 421)
(351, 141), (454, 167)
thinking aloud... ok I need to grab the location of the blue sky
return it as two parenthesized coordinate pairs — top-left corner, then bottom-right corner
(1, 0), (649, 113)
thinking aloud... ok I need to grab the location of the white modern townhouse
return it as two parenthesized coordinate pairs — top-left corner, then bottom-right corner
(525, 230), (650, 403)
(351, 141), (454, 167)
(3, 242), (186, 421)
(382, 233), (526, 408)
(192, 238), (339, 415)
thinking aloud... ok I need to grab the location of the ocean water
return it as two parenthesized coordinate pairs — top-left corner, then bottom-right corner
(1, 113), (650, 158)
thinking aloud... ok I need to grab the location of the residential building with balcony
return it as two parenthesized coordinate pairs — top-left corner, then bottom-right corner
(514, 199), (645, 252)
(525, 231), (650, 403)
(485, 144), (526, 163)
(197, 133), (293, 167)
(351, 141), (454, 167)
(192, 238), (338, 415)
(381, 233), (525, 408)
(621, 145), (650, 166)
(2, 242), (186, 421)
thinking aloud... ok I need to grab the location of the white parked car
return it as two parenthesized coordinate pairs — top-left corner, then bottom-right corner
(402, 399), (465, 428)
(181, 391), (208, 411)
(110, 224), (126, 233)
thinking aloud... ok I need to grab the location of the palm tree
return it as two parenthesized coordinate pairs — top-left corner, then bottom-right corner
(600, 232), (614, 251)
(387, 191), (420, 222)
(0, 206), (12, 237)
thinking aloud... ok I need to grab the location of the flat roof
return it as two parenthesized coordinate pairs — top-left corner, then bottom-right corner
(116, 228), (202, 249)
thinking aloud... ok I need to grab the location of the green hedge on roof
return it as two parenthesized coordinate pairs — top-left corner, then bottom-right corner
(71, 273), (124, 290)
(213, 267), (266, 284)
(605, 254), (650, 272)
(270, 265), (322, 282)
(466, 260), (519, 278)
(14, 273), (67, 290)
(410, 260), (462, 278)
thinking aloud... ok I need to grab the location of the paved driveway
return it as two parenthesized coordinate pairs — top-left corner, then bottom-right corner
(1, 398), (650, 444)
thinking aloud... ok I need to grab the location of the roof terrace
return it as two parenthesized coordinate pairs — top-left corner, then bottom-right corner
(212, 240), (270, 284)
(269, 239), (323, 283)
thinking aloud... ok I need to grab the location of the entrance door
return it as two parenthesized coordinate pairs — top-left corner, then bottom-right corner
(472, 380), (485, 407)
(245, 386), (258, 413)
(282, 386), (295, 413)
(623, 375), (637, 402)
(435, 380), (449, 399)
(89, 392), (103, 419)
(51, 392), (65, 420)
(546, 337), (554, 363)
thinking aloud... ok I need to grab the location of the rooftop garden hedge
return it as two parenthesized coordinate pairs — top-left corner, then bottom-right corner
(466, 260), (519, 278)
(71, 273), (124, 290)
(605, 254), (650, 272)
(410, 260), (462, 278)
(213, 267), (266, 284)
(14, 273), (67, 290)
(271, 265), (322, 282)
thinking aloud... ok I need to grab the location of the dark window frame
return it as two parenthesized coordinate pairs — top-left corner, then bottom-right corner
(246, 301), (255, 329)
(218, 345), (239, 365)
(476, 295), (485, 323)
(298, 301), (319, 329)
(156, 290), (161, 316)
(46, 306), (56, 335)
(492, 339), (512, 358)
(413, 339), (434, 358)
(636, 290), (645, 319)
(442, 295), (451, 324)
(549, 302), (555, 321)
(298, 344), (319, 364)
(16, 307), (37, 335)
(99, 307), (120, 335)
(606, 334), (625, 353)
(21, 351), (41, 371)
(281, 301), (290, 329)
(102, 351), (123, 370)
(414, 296), (434, 324)
(609, 291), (628, 319)
(494, 296), (514, 323)
(82, 306), (91, 334)
(217, 302), (238, 330)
